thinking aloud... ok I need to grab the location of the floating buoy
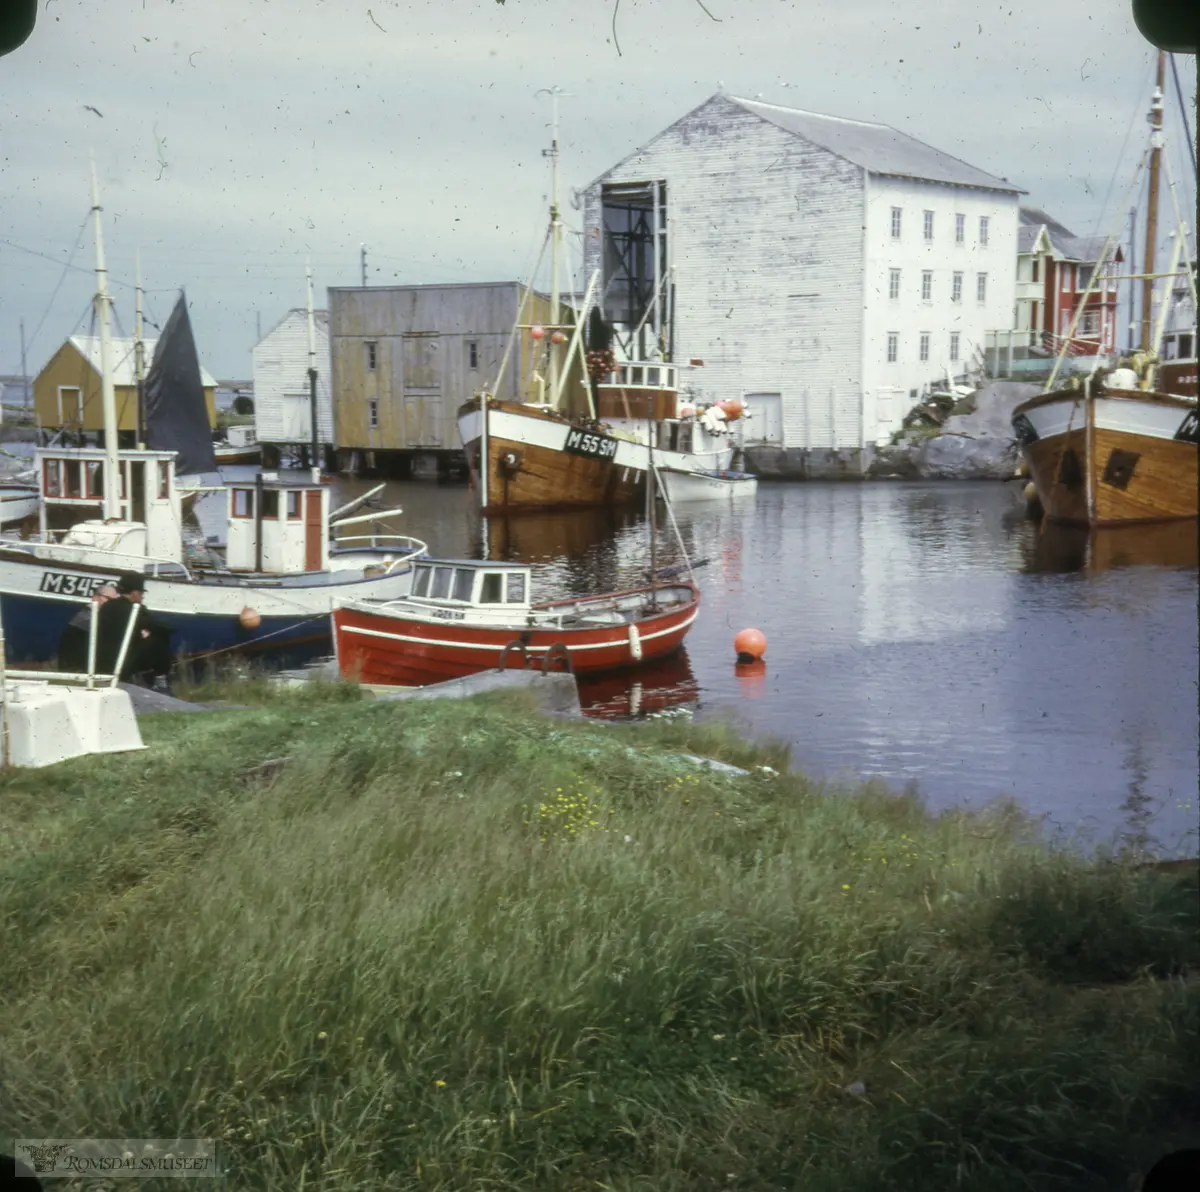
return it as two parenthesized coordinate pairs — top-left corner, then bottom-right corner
(239, 607), (262, 631)
(734, 627), (766, 662)
(550, 329), (567, 344)
(530, 324), (546, 340)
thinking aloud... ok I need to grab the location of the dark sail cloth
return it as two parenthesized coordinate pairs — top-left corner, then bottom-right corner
(56, 606), (98, 672)
(95, 598), (172, 683)
(142, 291), (217, 476)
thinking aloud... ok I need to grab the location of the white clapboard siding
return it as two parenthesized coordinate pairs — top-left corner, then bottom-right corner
(252, 310), (334, 445)
(584, 93), (1021, 451)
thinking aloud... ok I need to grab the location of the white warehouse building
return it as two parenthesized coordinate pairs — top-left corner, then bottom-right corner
(583, 92), (1023, 476)
(252, 308), (334, 456)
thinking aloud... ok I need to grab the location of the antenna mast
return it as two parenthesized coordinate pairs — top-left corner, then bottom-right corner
(90, 159), (121, 520)
(1140, 52), (1166, 353)
(135, 249), (146, 447)
(540, 86), (564, 405)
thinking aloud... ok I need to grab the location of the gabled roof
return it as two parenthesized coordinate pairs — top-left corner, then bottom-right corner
(727, 95), (1024, 194)
(67, 335), (217, 387)
(1017, 207), (1120, 264)
(257, 308), (331, 345)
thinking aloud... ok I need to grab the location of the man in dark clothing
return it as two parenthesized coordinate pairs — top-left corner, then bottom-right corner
(96, 572), (174, 689)
(56, 582), (118, 672)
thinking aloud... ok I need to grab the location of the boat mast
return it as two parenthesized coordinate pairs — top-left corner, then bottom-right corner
(1140, 52), (1166, 353)
(543, 86), (562, 405)
(306, 261), (319, 470)
(89, 160), (121, 520)
(134, 249), (146, 447)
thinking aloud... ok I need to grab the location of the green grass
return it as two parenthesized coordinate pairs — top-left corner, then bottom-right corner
(1, 694), (1196, 1190)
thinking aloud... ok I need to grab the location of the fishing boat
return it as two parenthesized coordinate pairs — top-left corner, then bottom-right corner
(0, 481), (39, 526)
(656, 466), (758, 504)
(332, 558), (699, 687)
(214, 424), (261, 466)
(457, 89), (735, 514)
(1012, 54), (1198, 527)
(0, 168), (428, 665)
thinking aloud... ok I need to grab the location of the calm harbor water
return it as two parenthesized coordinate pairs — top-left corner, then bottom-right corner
(322, 475), (1199, 859)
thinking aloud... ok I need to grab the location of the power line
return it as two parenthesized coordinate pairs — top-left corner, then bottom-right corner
(20, 215), (90, 358)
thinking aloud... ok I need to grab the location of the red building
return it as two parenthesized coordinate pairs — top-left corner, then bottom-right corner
(1015, 208), (1123, 356)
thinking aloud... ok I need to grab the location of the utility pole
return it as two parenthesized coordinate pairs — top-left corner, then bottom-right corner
(1140, 51), (1166, 353)
(256, 311), (262, 343)
(19, 318), (27, 408)
(360, 243), (367, 287)
(306, 261), (319, 470)
(89, 158), (121, 520)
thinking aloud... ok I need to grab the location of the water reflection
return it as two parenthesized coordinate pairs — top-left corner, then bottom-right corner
(577, 649), (699, 720)
(1024, 520), (1200, 573)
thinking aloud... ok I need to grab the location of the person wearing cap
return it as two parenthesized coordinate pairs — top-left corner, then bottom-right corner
(96, 572), (173, 689)
(56, 582), (119, 673)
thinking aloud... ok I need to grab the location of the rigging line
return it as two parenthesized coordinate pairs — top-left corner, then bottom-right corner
(1088, 55), (1155, 246)
(21, 214), (91, 357)
(1168, 54), (1197, 182)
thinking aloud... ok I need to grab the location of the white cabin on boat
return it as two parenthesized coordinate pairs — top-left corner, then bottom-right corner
(225, 473), (330, 574)
(36, 446), (185, 566)
(407, 559), (532, 611)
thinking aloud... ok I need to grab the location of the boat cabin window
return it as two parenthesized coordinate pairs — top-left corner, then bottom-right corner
(631, 366), (643, 385)
(261, 490), (280, 519)
(506, 572), (527, 603)
(43, 460), (61, 497)
(64, 460), (82, 498)
(158, 461), (171, 500)
(85, 461), (103, 500)
(411, 567), (431, 598)
(480, 572), (504, 603)
(232, 489), (254, 518)
(452, 568), (474, 603)
(430, 566), (453, 599)
(287, 491), (302, 519)
(646, 366), (660, 386)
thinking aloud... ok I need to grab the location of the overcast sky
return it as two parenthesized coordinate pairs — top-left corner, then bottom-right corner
(0, 0), (1193, 379)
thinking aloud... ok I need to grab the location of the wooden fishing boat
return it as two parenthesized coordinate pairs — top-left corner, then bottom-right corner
(333, 559), (699, 688)
(214, 424), (261, 467)
(1012, 55), (1198, 528)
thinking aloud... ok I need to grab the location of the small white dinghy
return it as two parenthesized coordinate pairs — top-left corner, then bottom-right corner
(656, 466), (758, 504)
(0, 604), (144, 769)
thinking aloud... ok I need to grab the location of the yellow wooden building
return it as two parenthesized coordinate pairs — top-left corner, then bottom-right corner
(33, 335), (218, 434)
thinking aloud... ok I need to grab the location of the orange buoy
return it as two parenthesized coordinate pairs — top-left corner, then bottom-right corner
(718, 397), (745, 421)
(734, 627), (766, 662)
(550, 329), (567, 344)
(530, 324), (546, 340)
(239, 607), (262, 631)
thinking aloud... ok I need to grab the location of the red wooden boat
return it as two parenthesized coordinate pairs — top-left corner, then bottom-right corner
(332, 559), (699, 687)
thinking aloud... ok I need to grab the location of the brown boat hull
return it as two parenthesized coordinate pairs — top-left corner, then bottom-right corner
(1014, 388), (1198, 527)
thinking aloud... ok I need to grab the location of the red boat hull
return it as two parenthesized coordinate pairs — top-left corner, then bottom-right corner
(333, 588), (699, 687)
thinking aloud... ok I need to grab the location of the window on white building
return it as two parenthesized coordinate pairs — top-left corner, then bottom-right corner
(919, 332), (930, 362)
(955, 213), (965, 244)
(467, 340), (479, 369)
(923, 210), (934, 241)
(976, 272), (988, 302)
(921, 271), (932, 301)
(952, 272), (963, 303)
(887, 332), (898, 363)
(979, 216), (989, 246)
(890, 207), (902, 239)
(950, 332), (960, 362)
(365, 341), (378, 371)
(889, 268), (901, 300)
(368, 398), (379, 429)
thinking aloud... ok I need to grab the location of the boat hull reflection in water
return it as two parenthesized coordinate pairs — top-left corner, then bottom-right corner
(576, 649), (700, 719)
(1026, 520), (1200, 573)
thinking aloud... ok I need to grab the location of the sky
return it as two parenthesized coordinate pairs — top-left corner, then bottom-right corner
(0, 0), (1193, 379)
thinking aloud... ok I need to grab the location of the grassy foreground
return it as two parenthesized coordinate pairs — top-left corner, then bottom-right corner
(1, 689), (1197, 1191)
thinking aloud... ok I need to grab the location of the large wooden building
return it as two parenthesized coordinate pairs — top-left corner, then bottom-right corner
(582, 92), (1023, 476)
(33, 334), (217, 439)
(327, 282), (563, 473)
